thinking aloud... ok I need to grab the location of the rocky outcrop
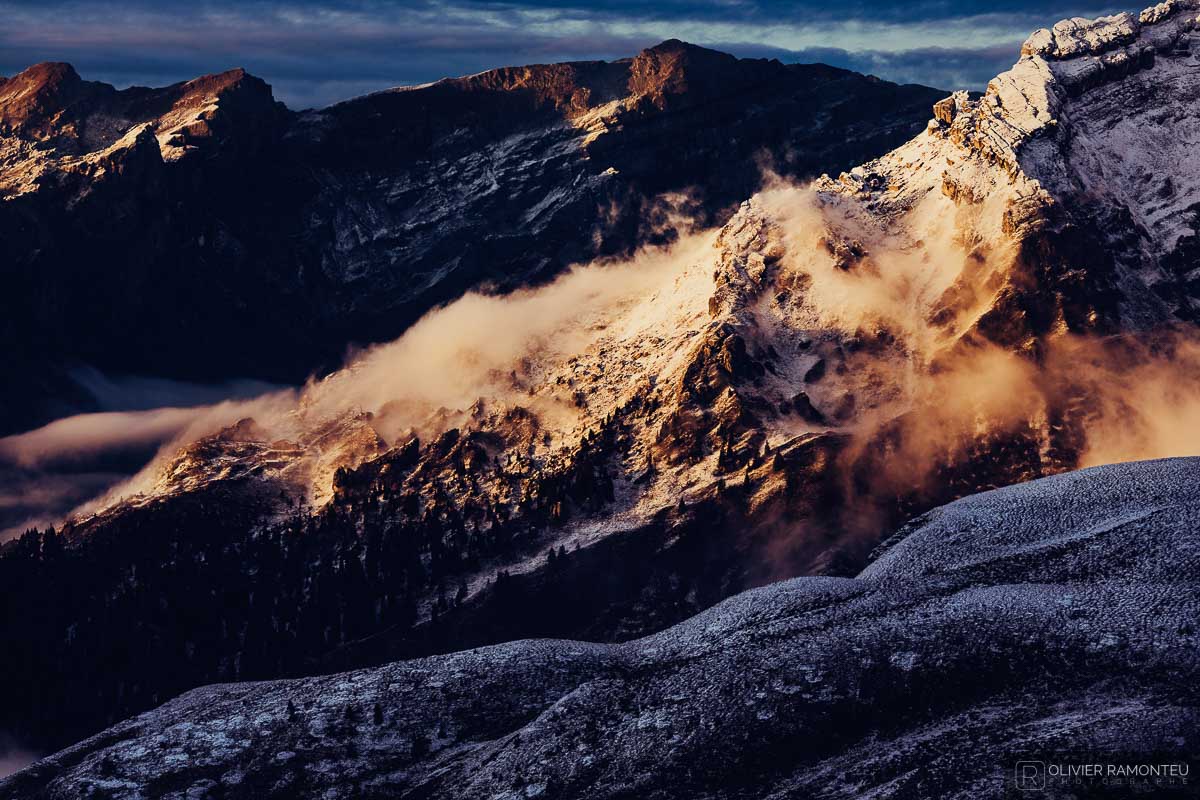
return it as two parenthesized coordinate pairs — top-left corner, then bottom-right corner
(874, 0), (1200, 332)
(0, 45), (944, 436)
(5, 457), (1197, 799)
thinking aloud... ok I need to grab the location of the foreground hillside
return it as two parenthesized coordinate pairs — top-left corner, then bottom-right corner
(0, 43), (942, 435)
(5, 457), (1198, 799)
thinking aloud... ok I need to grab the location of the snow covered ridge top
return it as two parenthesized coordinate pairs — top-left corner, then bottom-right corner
(1022, 0), (1200, 59)
(838, 0), (1200, 305)
(946, 0), (1200, 167)
(837, 0), (1200, 210)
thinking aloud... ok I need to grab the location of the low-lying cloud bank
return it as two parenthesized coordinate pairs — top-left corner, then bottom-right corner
(0, 374), (290, 541)
(7, 171), (1200, 545)
(0, 237), (705, 539)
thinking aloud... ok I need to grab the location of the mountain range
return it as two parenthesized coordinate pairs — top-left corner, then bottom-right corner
(3, 1), (1200, 795)
(0, 41), (942, 436)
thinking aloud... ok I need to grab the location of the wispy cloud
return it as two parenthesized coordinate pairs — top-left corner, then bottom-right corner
(0, 370), (287, 542)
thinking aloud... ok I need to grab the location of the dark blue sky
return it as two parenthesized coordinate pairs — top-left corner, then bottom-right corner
(0, 0), (1128, 108)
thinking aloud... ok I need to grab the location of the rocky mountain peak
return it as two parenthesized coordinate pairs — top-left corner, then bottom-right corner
(181, 66), (251, 91)
(335, 38), (791, 127)
(0, 61), (93, 135)
(1022, 10), (1141, 58)
(1009, 0), (1198, 119)
(814, 0), (1200, 348)
(0, 61), (284, 197)
(1019, 0), (1200, 60)
(421, 59), (628, 116)
(628, 39), (785, 109)
(0, 63), (271, 145)
(0, 61), (82, 96)
(975, 0), (1197, 154)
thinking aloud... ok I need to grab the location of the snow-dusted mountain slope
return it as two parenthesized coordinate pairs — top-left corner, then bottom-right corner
(6, 457), (1197, 799)
(826, 0), (1200, 333)
(0, 44), (942, 436)
(5, 0), (1200, 761)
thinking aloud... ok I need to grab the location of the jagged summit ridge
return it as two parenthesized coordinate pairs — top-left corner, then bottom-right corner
(361, 39), (792, 114)
(0, 62), (84, 131)
(0, 60), (281, 196)
(1022, 0), (1199, 58)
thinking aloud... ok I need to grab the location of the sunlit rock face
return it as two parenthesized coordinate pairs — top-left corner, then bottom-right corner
(4, 0), (1200, 766)
(6, 457), (1198, 800)
(0, 44), (943, 436)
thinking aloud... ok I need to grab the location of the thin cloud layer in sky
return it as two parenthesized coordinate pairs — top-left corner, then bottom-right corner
(0, 1), (1131, 107)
